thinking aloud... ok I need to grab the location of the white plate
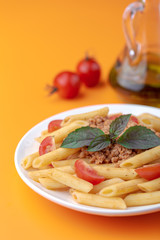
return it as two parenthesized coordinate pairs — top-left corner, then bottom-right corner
(15, 104), (160, 216)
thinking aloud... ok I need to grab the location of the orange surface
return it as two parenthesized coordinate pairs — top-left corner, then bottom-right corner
(0, 0), (160, 240)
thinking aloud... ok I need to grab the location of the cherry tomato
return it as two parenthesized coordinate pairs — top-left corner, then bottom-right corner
(48, 120), (62, 133)
(108, 114), (139, 124)
(77, 57), (101, 87)
(49, 71), (81, 99)
(75, 160), (105, 185)
(135, 163), (160, 180)
(108, 114), (122, 120)
(48, 163), (54, 168)
(39, 136), (56, 156)
(130, 115), (139, 124)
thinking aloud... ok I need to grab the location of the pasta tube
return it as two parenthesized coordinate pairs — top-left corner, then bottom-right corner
(39, 177), (68, 190)
(139, 117), (160, 132)
(148, 159), (160, 164)
(90, 163), (115, 168)
(52, 158), (90, 168)
(28, 168), (54, 182)
(41, 129), (48, 136)
(124, 191), (160, 206)
(36, 120), (88, 143)
(28, 165), (74, 182)
(99, 178), (146, 197)
(138, 178), (160, 192)
(71, 190), (126, 209)
(51, 169), (93, 193)
(32, 148), (80, 169)
(93, 166), (138, 180)
(61, 107), (109, 126)
(21, 152), (39, 170)
(91, 178), (124, 194)
(56, 165), (75, 174)
(138, 113), (160, 120)
(120, 146), (160, 169)
(52, 159), (77, 167)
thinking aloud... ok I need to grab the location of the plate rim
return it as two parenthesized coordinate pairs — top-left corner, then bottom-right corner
(14, 103), (160, 216)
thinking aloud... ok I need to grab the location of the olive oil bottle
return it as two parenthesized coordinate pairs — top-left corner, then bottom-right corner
(109, 53), (160, 106)
(110, 0), (160, 107)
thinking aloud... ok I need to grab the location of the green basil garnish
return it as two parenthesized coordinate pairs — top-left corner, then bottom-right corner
(61, 114), (160, 151)
(117, 126), (160, 149)
(61, 126), (104, 148)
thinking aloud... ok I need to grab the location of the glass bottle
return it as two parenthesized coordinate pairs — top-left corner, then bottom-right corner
(109, 0), (160, 106)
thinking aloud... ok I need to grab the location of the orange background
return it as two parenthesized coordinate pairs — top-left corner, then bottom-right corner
(0, 0), (160, 239)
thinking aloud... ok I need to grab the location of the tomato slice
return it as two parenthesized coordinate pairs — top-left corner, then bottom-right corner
(135, 163), (160, 180)
(75, 160), (105, 185)
(48, 163), (54, 168)
(108, 114), (121, 120)
(131, 115), (139, 124)
(48, 120), (62, 133)
(109, 114), (139, 124)
(39, 136), (56, 156)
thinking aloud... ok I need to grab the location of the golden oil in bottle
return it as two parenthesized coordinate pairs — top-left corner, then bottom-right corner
(109, 52), (160, 107)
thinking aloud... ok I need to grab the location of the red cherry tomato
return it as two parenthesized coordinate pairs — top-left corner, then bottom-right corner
(108, 114), (139, 124)
(75, 160), (105, 185)
(108, 114), (122, 120)
(130, 115), (139, 124)
(39, 136), (56, 156)
(48, 163), (54, 168)
(52, 71), (81, 99)
(48, 120), (62, 133)
(135, 163), (160, 180)
(77, 57), (101, 87)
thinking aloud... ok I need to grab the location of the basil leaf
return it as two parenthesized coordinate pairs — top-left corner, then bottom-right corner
(61, 126), (105, 148)
(117, 126), (160, 149)
(87, 134), (111, 152)
(109, 114), (131, 139)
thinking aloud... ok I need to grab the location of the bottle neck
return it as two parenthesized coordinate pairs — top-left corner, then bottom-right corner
(141, 0), (160, 6)
(139, 0), (160, 54)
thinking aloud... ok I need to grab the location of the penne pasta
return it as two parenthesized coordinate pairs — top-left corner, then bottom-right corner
(71, 190), (126, 209)
(92, 166), (138, 180)
(51, 169), (93, 193)
(138, 113), (160, 121)
(39, 177), (68, 190)
(99, 178), (146, 197)
(66, 151), (81, 160)
(56, 165), (75, 174)
(36, 120), (88, 143)
(91, 178), (124, 194)
(61, 107), (109, 126)
(120, 146), (160, 169)
(28, 168), (54, 182)
(150, 159), (160, 164)
(21, 106), (160, 210)
(28, 165), (74, 182)
(51, 159), (76, 167)
(52, 158), (90, 168)
(138, 178), (160, 192)
(89, 163), (116, 168)
(41, 129), (48, 136)
(124, 191), (160, 206)
(21, 152), (39, 170)
(138, 117), (160, 132)
(32, 148), (80, 169)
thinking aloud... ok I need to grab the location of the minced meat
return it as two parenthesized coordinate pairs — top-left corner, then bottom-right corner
(78, 114), (159, 165)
